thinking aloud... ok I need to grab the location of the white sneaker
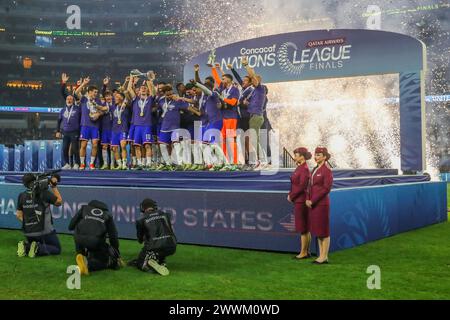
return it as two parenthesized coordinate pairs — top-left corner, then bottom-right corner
(147, 259), (170, 276)
(72, 164), (80, 170)
(259, 163), (271, 170)
(62, 164), (71, 170)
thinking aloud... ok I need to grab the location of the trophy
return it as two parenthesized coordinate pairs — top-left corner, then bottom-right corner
(206, 49), (216, 67)
(130, 69), (155, 80)
(88, 99), (100, 121)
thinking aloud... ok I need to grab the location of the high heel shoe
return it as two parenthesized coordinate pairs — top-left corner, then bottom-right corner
(312, 259), (329, 265)
(293, 253), (311, 260)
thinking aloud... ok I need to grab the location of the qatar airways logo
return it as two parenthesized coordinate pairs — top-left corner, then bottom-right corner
(277, 37), (352, 74)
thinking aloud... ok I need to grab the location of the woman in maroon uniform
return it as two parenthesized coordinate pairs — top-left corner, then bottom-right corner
(287, 147), (312, 259)
(306, 147), (333, 264)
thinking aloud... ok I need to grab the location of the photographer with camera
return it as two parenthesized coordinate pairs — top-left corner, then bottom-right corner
(68, 200), (124, 275)
(16, 172), (62, 258)
(128, 198), (177, 276)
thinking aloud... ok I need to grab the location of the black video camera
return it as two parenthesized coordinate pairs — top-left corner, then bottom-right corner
(24, 170), (62, 193)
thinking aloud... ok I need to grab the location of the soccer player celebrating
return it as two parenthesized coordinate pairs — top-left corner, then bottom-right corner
(110, 92), (130, 170)
(212, 63), (240, 168)
(74, 77), (108, 170)
(100, 89), (114, 170)
(124, 76), (138, 169)
(151, 82), (167, 167)
(176, 82), (192, 168)
(157, 84), (201, 170)
(187, 83), (208, 170)
(192, 76), (228, 170)
(242, 56), (266, 169)
(179, 83), (202, 169)
(226, 64), (255, 167)
(126, 74), (156, 170)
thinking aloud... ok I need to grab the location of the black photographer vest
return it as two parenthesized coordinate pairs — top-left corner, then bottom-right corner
(75, 205), (109, 239)
(141, 211), (177, 250)
(19, 191), (48, 235)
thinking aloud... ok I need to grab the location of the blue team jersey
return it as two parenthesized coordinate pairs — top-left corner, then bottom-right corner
(100, 102), (113, 131)
(203, 91), (222, 124)
(80, 96), (102, 128)
(111, 103), (130, 133)
(158, 97), (189, 132)
(59, 104), (81, 132)
(220, 85), (240, 119)
(238, 86), (254, 119)
(132, 96), (154, 126)
(248, 84), (265, 116)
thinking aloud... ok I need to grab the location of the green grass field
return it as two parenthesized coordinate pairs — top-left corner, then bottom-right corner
(1, 185), (448, 300)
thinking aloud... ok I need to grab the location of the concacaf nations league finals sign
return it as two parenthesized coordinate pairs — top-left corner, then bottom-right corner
(184, 29), (427, 172)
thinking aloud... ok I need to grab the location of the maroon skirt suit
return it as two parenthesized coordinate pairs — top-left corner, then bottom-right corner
(289, 162), (311, 233)
(308, 163), (333, 238)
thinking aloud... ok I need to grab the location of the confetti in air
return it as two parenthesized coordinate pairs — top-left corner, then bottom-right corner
(162, 0), (449, 176)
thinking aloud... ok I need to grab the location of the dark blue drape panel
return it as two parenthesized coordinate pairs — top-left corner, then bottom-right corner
(2, 170), (429, 190)
(0, 182), (446, 253)
(399, 72), (425, 171)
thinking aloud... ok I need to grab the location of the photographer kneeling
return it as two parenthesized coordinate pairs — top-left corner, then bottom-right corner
(68, 200), (124, 275)
(128, 198), (177, 276)
(16, 172), (62, 258)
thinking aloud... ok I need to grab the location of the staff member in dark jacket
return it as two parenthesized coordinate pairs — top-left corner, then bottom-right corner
(16, 173), (63, 258)
(129, 198), (177, 276)
(68, 200), (123, 275)
(288, 147), (312, 259)
(306, 147), (333, 264)
(57, 73), (81, 170)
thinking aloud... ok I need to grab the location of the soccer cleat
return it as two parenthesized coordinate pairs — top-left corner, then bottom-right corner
(260, 163), (272, 170)
(219, 164), (233, 171)
(79, 164), (86, 170)
(229, 165), (239, 171)
(111, 165), (121, 170)
(147, 259), (170, 276)
(156, 164), (165, 171)
(76, 254), (89, 276)
(210, 165), (223, 171)
(28, 241), (38, 258)
(253, 161), (262, 171)
(62, 164), (71, 170)
(100, 164), (109, 170)
(72, 164), (80, 170)
(117, 257), (126, 268)
(89, 163), (95, 170)
(17, 241), (27, 257)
